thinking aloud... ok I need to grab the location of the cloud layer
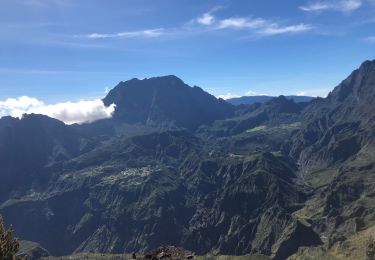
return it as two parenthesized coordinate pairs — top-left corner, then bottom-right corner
(217, 90), (269, 100)
(217, 93), (241, 100)
(84, 28), (165, 39)
(0, 96), (116, 124)
(195, 10), (313, 36)
(300, 0), (362, 13)
(83, 7), (313, 42)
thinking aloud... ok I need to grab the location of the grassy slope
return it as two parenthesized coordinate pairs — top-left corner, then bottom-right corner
(288, 224), (375, 260)
(290, 141), (375, 259)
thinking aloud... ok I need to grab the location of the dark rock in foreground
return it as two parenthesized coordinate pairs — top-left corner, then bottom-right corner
(140, 246), (194, 260)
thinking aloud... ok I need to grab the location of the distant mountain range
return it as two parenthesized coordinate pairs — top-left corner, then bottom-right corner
(1, 60), (375, 260)
(226, 95), (315, 106)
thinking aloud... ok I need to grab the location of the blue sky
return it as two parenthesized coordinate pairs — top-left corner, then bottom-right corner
(1, 0), (375, 104)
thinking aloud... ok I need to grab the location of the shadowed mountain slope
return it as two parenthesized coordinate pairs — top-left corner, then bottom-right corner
(103, 75), (235, 131)
(291, 60), (375, 170)
(0, 131), (318, 259)
(1, 61), (375, 259)
(0, 114), (96, 202)
(287, 60), (375, 258)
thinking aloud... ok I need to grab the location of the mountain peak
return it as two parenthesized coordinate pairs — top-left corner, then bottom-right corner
(271, 95), (289, 103)
(117, 75), (184, 87)
(263, 95), (306, 114)
(328, 59), (375, 103)
(359, 59), (375, 71)
(103, 76), (234, 130)
(149, 74), (183, 82)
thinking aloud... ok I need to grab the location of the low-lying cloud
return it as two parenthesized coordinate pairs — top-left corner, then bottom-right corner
(217, 93), (241, 100)
(217, 90), (269, 100)
(0, 96), (116, 124)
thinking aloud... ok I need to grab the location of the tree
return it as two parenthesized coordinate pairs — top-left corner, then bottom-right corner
(367, 236), (375, 260)
(0, 215), (19, 260)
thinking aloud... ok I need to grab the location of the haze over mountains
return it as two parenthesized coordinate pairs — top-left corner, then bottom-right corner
(1, 60), (375, 259)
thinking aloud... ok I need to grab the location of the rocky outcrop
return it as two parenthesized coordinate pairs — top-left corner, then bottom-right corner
(140, 246), (194, 260)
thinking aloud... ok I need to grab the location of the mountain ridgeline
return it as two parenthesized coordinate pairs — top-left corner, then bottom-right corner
(103, 75), (235, 130)
(227, 95), (315, 106)
(1, 60), (375, 259)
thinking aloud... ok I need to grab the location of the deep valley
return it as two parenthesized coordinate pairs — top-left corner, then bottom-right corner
(1, 61), (375, 260)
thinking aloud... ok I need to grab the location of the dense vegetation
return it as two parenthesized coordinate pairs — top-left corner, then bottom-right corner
(0, 215), (19, 260)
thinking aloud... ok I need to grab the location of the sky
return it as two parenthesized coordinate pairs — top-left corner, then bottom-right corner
(1, 0), (375, 123)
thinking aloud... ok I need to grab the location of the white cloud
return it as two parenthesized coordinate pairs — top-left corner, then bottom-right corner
(245, 90), (269, 96)
(300, 2), (333, 11)
(197, 13), (215, 25)
(195, 6), (222, 25)
(218, 17), (267, 29)
(0, 96), (116, 124)
(0, 96), (43, 119)
(84, 28), (165, 39)
(300, 0), (362, 13)
(217, 93), (241, 100)
(339, 0), (362, 11)
(258, 23), (314, 35)
(78, 8), (312, 43)
(194, 9), (313, 36)
(294, 88), (330, 97)
(217, 90), (270, 99)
